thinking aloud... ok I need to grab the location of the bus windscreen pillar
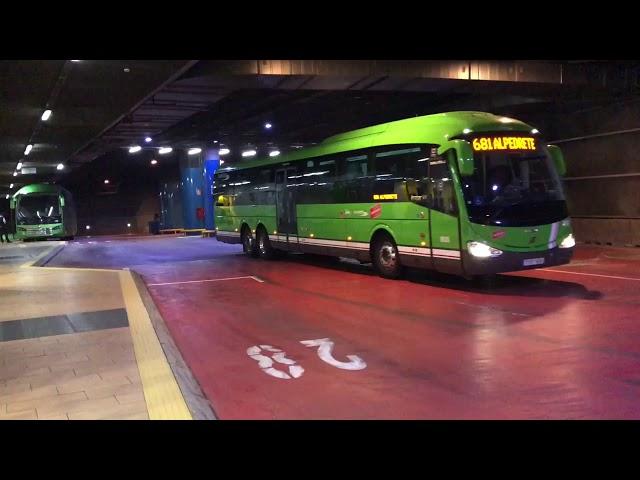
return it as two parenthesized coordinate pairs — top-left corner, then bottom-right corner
(203, 149), (220, 231)
(179, 150), (205, 230)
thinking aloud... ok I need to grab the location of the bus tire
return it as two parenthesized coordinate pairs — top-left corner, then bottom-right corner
(371, 233), (403, 279)
(241, 226), (258, 258)
(257, 227), (276, 260)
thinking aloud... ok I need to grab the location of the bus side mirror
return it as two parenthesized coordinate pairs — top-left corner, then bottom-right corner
(547, 144), (566, 176)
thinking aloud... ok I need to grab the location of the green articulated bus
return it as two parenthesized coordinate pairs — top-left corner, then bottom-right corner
(10, 184), (77, 241)
(214, 111), (575, 279)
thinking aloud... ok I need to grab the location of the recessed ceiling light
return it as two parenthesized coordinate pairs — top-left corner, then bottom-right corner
(71, 60), (81, 62)
(41, 110), (52, 121)
(123, 67), (130, 73)
(150, 159), (158, 165)
(159, 147), (172, 155)
(9, 184), (14, 189)
(219, 159), (225, 165)
(145, 137), (152, 143)
(24, 144), (32, 155)
(56, 164), (64, 170)
(13, 172), (18, 177)
(264, 123), (272, 129)
(127, 223), (131, 228)
(86, 225), (91, 230)
(188, 148), (202, 155)
(16, 162), (23, 170)
(104, 179), (110, 184)
(242, 150), (257, 157)
(269, 150), (280, 157)
(213, 140), (219, 144)
(219, 148), (230, 156)
(129, 146), (142, 153)
(5, 194), (9, 200)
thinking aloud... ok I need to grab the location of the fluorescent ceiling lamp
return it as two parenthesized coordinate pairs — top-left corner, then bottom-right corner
(9, 183), (14, 188)
(16, 162), (23, 170)
(129, 145), (142, 153)
(159, 147), (172, 154)
(24, 145), (32, 155)
(41, 110), (52, 121)
(56, 164), (64, 170)
(104, 179), (110, 184)
(145, 137), (152, 143)
(13, 172), (18, 177)
(150, 159), (158, 165)
(269, 150), (280, 157)
(219, 148), (230, 155)
(71, 60), (81, 62)
(5, 195), (9, 200)
(188, 148), (202, 155)
(264, 123), (272, 129)
(242, 150), (257, 157)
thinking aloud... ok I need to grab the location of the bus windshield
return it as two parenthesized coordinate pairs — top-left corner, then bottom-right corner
(462, 147), (567, 227)
(17, 195), (62, 225)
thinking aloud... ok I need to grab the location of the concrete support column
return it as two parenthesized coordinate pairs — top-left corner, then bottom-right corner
(203, 149), (220, 231)
(179, 150), (205, 230)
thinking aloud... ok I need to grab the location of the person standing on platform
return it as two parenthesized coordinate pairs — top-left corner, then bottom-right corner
(0, 211), (11, 243)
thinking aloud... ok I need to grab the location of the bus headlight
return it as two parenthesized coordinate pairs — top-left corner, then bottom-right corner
(559, 234), (575, 249)
(467, 241), (503, 258)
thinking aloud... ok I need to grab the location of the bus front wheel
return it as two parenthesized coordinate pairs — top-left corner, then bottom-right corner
(241, 227), (258, 258)
(372, 234), (403, 279)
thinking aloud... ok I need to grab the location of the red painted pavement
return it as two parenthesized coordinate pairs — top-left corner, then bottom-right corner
(126, 242), (640, 419)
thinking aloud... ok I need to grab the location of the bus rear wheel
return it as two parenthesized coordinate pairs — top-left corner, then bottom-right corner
(241, 227), (258, 257)
(257, 227), (276, 260)
(372, 234), (403, 279)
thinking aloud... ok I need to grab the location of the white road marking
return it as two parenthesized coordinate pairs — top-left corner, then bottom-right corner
(538, 268), (640, 282)
(148, 275), (264, 286)
(246, 345), (305, 380)
(300, 338), (367, 371)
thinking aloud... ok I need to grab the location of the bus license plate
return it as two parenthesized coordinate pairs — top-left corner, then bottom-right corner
(523, 257), (544, 266)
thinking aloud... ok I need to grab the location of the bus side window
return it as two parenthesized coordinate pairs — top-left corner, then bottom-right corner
(428, 160), (458, 216)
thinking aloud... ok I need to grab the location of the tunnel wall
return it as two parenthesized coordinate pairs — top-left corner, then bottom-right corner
(544, 98), (640, 247)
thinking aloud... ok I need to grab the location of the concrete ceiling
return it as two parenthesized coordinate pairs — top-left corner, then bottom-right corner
(2, 59), (639, 196)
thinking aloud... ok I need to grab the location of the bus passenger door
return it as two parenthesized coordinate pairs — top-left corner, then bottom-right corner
(275, 168), (299, 244)
(428, 157), (462, 275)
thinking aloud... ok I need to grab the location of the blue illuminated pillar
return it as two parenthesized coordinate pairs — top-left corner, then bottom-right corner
(179, 150), (205, 230)
(203, 149), (220, 230)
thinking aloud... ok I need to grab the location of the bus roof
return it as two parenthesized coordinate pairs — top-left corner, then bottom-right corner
(13, 183), (67, 198)
(223, 111), (534, 171)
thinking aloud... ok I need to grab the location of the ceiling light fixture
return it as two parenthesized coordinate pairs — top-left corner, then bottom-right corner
(219, 148), (230, 156)
(71, 60), (81, 62)
(104, 179), (110, 184)
(16, 162), (23, 170)
(159, 147), (173, 155)
(150, 159), (158, 165)
(56, 164), (64, 170)
(9, 184), (14, 189)
(145, 137), (152, 143)
(13, 172), (18, 177)
(188, 148), (202, 155)
(269, 150), (280, 157)
(24, 144), (32, 155)
(41, 110), (52, 121)
(129, 145), (142, 153)
(242, 150), (257, 158)
(264, 123), (272, 129)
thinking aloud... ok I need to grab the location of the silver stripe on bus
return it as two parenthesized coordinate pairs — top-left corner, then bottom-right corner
(217, 230), (241, 237)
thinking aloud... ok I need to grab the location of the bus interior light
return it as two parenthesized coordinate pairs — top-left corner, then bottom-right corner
(467, 241), (503, 258)
(559, 234), (576, 249)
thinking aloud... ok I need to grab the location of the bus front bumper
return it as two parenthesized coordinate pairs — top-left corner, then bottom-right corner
(462, 246), (574, 276)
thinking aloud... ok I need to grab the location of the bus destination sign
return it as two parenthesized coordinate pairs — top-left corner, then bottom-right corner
(472, 136), (536, 152)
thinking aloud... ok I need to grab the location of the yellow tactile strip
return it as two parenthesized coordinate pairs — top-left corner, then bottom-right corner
(119, 269), (192, 420)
